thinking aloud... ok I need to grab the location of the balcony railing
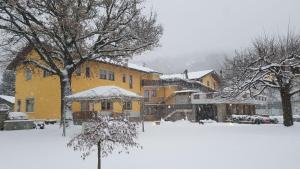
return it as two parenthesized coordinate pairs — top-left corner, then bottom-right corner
(144, 97), (165, 104)
(142, 80), (164, 86)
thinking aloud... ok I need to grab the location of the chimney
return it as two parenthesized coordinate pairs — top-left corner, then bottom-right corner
(183, 69), (189, 79)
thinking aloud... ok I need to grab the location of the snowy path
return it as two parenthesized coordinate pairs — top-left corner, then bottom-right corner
(0, 122), (300, 169)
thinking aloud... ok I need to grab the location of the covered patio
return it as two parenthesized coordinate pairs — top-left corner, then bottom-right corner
(66, 86), (143, 124)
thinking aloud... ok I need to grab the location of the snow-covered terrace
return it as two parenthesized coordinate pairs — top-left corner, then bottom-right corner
(66, 86), (142, 101)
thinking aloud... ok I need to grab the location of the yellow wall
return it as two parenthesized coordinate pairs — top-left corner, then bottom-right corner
(201, 74), (220, 90)
(164, 86), (178, 104)
(15, 50), (155, 120)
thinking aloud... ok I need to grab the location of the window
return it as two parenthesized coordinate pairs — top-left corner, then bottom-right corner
(80, 101), (95, 112)
(123, 101), (132, 110)
(25, 98), (34, 112)
(17, 100), (21, 112)
(25, 69), (32, 80)
(86, 67), (91, 78)
(80, 101), (89, 111)
(122, 74), (126, 83)
(193, 94), (200, 99)
(213, 82), (216, 90)
(129, 75), (133, 89)
(101, 100), (113, 111)
(99, 69), (107, 79)
(207, 81), (210, 87)
(152, 90), (157, 97)
(43, 70), (53, 77)
(75, 66), (81, 76)
(206, 93), (213, 99)
(108, 71), (115, 81)
(144, 90), (149, 98)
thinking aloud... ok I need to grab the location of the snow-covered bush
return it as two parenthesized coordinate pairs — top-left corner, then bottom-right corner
(8, 112), (28, 120)
(68, 115), (140, 169)
(228, 114), (278, 124)
(199, 119), (217, 124)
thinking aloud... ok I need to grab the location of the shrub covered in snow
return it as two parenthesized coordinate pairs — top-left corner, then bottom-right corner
(8, 112), (28, 120)
(68, 115), (140, 169)
(228, 114), (278, 124)
(199, 119), (217, 124)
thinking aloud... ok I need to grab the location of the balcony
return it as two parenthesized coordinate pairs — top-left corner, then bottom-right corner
(142, 80), (164, 86)
(144, 97), (165, 104)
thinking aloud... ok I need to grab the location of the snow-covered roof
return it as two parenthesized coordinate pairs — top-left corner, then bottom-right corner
(95, 58), (159, 74)
(160, 70), (214, 80)
(191, 92), (262, 105)
(66, 86), (142, 101)
(0, 95), (15, 104)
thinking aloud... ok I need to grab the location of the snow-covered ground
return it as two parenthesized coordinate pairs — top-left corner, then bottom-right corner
(0, 121), (300, 169)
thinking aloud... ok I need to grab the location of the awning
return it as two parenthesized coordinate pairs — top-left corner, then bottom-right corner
(66, 86), (142, 101)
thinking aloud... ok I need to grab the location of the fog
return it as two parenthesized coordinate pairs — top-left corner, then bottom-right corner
(132, 0), (300, 73)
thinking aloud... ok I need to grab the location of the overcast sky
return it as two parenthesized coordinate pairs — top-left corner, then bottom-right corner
(132, 0), (300, 73)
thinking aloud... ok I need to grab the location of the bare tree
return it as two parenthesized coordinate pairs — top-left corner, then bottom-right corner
(222, 33), (300, 126)
(0, 0), (163, 135)
(67, 115), (140, 169)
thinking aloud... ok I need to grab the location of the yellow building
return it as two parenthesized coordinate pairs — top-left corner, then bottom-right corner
(8, 47), (160, 121)
(160, 70), (221, 90)
(141, 70), (221, 120)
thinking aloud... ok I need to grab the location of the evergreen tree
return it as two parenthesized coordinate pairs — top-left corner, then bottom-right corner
(0, 70), (15, 96)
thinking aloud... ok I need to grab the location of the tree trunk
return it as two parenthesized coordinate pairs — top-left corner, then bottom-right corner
(280, 88), (293, 127)
(60, 74), (73, 136)
(98, 141), (101, 169)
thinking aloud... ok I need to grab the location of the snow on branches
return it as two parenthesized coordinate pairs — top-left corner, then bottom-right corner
(222, 32), (300, 126)
(223, 33), (300, 97)
(67, 115), (140, 160)
(0, 0), (162, 135)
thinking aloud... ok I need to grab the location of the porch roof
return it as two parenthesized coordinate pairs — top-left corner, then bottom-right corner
(66, 86), (142, 101)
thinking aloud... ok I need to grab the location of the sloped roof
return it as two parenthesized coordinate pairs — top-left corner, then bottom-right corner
(95, 58), (160, 74)
(0, 95), (15, 103)
(66, 86), (142, 101)
(160, 70), (214, 80)
(7, 44), (160, 74)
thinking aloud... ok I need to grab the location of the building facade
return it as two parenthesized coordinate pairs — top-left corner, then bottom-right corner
(142, 70), (221, 120)
(10, 48), (160, 121)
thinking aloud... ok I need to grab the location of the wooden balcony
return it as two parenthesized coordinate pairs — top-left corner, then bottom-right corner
(144, 97), (165, 104)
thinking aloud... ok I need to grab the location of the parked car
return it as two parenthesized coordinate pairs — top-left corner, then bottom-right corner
(228, 115), (278, 124)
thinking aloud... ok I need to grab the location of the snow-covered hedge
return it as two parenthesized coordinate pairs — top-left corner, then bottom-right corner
(228, 114), (278, 124)
(8, 112), (28, 120)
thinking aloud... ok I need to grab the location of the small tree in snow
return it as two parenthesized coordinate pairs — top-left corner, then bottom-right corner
(222, 32), (300, 126)
(0, 0), (162, 136)
(67, 115), (140, 169)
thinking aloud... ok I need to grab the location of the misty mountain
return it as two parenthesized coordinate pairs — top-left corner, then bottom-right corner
(132, 52), (229, 74)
